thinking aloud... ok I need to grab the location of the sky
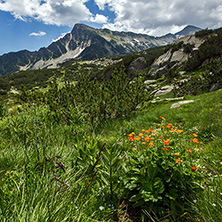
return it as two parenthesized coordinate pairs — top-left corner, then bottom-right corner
(0, 0), (222, 55)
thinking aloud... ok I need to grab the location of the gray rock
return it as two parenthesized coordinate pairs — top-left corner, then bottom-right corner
(170, 100), (194, 109)
(210, 83), (219, 92)
(144, 80), (156, 84)
(154, 85), (174, 97)
(128, 57), (148, 76)
(151, 97), (184, 103)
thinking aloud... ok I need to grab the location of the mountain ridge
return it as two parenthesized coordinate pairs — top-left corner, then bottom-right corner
(0, 24), (201, 76)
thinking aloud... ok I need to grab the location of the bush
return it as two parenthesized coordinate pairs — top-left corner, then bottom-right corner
(121, 116), (203, 219)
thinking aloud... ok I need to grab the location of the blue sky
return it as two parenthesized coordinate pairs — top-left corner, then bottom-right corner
(1, 0), (222, 55)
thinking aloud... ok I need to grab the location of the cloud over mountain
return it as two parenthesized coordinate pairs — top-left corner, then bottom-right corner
(96, 0), (222, 35)
(0, 0), (222, 35)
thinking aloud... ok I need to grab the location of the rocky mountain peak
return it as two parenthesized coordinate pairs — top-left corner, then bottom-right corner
(175, 25), (202, 38)
(71, 23), (95, 34)
(0, 24), (201, 76)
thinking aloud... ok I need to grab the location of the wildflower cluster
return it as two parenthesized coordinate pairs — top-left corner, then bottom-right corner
(123, 116), (202, 215)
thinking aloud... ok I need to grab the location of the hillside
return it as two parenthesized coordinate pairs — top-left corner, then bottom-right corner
(1, 27), (222, 101)
(1, 27), (222, 221)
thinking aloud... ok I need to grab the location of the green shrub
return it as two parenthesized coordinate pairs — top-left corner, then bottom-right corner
(121, 117), (203, 219)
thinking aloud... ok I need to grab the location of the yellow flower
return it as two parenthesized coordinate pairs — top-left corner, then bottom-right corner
(132, 147), (137, 151)
(192, 133), (198, 137)
(148, 142), (154, 146)
(142, 142), (146, 145)
(142, 129), (145, 132)
(160, 116), (166, 120)
(174, 153), (180, 156)
(195, 148), (200, 151)
(139, 133), (144, 137)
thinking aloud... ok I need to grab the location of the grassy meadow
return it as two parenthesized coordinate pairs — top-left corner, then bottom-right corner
(1, 83), (222, 221)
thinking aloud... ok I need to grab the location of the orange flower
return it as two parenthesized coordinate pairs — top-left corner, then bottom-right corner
(158, 135), (162, 139)
(145, 128), (152, 133)
(149, 137), (155, 140)
(187, 149), (191, 155)
(177, 129), (184, 133)
(144, 136), (150, 142)
(142, 142), (146, 145)
(175, 157), (181, 164)
(162, 138), (170, 145)
(128, 134), (134, 142)
(160, 116), (166, 120)
(148, 142), (154, 146)
(128, 138), (133, 142)
(191, 166), (197, 172)
(142, 129), (145, 132)
(191, 138), (199, 143)
(166, 124), (172, 128)
(139, 133), (144, 137)
(195, 148), (200, 151)
(134, 137), (141, 141)
(161, 126), (165, 129)
(169, 128), (175, 132)
(192, 133), (198, 137)
(174, 153), (180, 156)
(162, 148), (169, 151)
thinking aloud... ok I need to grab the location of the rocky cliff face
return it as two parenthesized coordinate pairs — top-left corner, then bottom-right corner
(148, 34), (205, 79)
(0, 24), (201, 76)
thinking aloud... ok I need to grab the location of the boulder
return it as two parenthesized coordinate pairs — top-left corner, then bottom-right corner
(144, 80), (156, 84)
(154, 85), (174, 97)
(128, 57), (148, 76)
(210, 83), (219, 92)
(170, 100), (194, 109)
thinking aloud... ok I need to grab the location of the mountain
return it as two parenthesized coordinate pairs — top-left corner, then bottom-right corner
(0, 24), (201, 76)
(175, 25), (202, 38)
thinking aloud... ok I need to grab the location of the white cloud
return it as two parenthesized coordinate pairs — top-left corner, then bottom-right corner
(90, 14), (108, 23)
(0, 0), (91, 26)
(1, 0), (222, 36)
(94, 0), (222, 36)
(29, 31), (46, 36)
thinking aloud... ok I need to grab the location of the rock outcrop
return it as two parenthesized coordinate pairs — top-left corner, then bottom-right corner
(149, 35), (205, 79)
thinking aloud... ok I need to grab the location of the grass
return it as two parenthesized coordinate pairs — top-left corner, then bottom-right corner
(1, 89), (222, 221)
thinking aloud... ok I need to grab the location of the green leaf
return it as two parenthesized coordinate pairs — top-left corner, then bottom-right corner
(130, 193), (142, 202)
